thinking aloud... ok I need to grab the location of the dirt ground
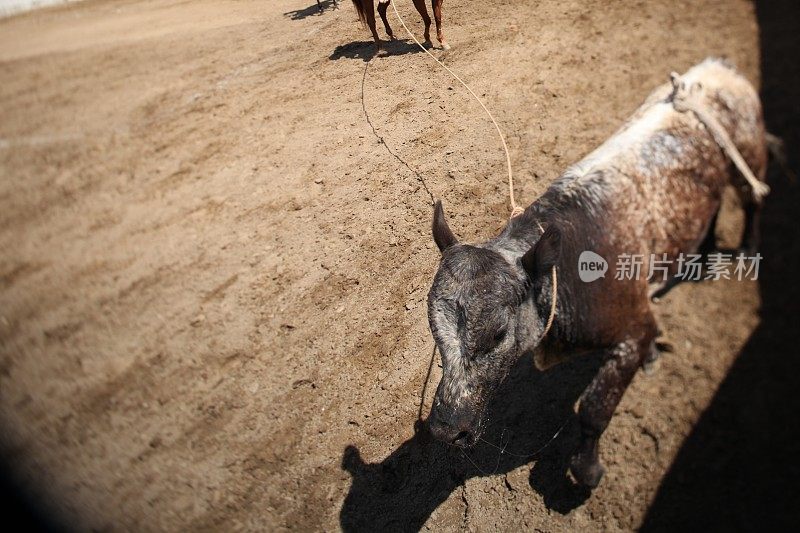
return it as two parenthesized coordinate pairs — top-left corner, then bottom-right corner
(0, 0), (796, 530)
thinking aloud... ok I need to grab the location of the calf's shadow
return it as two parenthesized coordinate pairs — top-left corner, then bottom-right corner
(339, 351), (605, 531)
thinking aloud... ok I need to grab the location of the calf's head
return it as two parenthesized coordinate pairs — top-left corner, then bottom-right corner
(425, 201), (560, 447)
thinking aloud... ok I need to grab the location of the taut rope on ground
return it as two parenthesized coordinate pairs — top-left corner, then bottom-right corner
(388, 1), (558, 368)
(366, 5), (561, 430)
(361, 59), (435, 205)
(389, 2), (523, 217)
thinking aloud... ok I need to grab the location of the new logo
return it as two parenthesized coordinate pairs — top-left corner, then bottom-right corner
(578, 251), (608, 282)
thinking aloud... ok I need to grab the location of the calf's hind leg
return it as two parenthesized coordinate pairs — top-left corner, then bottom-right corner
(698, 207), (720, 255)
(570, 315), (658, 487)
(740, 200), (762, 255)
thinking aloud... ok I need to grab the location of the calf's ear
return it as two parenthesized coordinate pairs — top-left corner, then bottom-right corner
(432, 200), (458, 252)
(521, 224), (561, 280)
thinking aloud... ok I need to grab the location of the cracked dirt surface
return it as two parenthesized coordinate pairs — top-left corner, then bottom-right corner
(1, 0), (792, 530)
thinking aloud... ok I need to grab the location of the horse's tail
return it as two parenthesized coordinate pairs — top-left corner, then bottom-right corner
(351, 0), (368, 25)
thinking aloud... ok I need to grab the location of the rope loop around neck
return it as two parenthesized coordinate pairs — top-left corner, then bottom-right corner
(534, 221), (558, 339)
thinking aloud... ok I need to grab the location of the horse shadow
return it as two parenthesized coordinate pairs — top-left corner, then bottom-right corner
(339, 351), (606, 531)
(330, 39), (427, 62)
(284, 1), (338, 20)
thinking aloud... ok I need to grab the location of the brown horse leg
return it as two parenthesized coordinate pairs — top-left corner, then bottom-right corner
(411, 0), (432, 45)
(362, 0), (382, 53)
(377, 0), (394, 40)
(431, 0), (448, 49)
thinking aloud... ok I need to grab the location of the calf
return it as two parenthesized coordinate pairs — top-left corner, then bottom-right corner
(425, 58), (767, 487)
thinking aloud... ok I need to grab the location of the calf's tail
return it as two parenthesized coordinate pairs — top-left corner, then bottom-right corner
(766, 132), (796, 183)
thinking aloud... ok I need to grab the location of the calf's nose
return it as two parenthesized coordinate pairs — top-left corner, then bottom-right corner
(451, 429), (475, 447)
(427, 408), (476, 448)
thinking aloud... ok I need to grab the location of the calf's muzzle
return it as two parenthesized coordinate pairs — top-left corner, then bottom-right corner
(427, 398), (480, 448)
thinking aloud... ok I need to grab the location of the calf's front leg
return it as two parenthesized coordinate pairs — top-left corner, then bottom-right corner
(569, 319), (657, 487)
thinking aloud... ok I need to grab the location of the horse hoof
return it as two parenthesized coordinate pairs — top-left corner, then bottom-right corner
(440, 41), (451, 50)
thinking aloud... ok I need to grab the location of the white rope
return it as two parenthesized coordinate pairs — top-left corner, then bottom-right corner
(389, 3), (528, 423)
(386, 4), (558, 358)
(389, 2), (523, 218)
(383, 5), (558, 337)
(535, 221), (557, 338)
(669, 72), (770, 202)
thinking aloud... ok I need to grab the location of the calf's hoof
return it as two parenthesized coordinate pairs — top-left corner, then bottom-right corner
(643, 358), (659, 375)
(643, 341), (661, 375)
(738, 243), (759, 259)
(569, 454), (605, 488)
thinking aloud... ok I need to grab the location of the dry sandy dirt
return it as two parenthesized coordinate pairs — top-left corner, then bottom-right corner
(1, 0), (798, 531)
